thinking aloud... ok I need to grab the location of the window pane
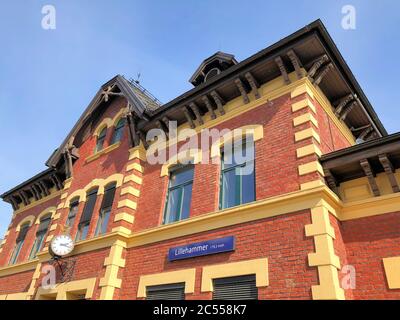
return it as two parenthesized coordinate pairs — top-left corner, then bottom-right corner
(9, 240), (24, 265)
(96, 128), (107, 152)
(180, 183), (193, 220)
(111, 119), (125, 144)
(164, 188), (182, 224)
(169, 166), (194, 187)
(76, 223), (89, 241)
(66, 203), (78, 227)
(29, 233), (45, 259)
(95, 208), (111, 236)
(221, 169), (238, 209)
(241, 163), (255, 204)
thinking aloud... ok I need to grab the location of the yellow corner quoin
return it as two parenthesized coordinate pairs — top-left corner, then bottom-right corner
(201, 258), (269, 292)
(36, 277), (97, 300)
(117, 199), (137, 210)
(120, 186), (140, 197)
(295, 127), (321, 143)
(128, 144), (147, 161)
(99, 240), (127, 300)
(298, 161), (324, 176)
(126, 162), (144, 173)
(293, 113), (319, 128)
(123, 174), (143, 185)
(137, 268), (196, 298)
(114, 212), (135, 224)
(296, 144), (322, 158)
(291, 98), (316, 113)
(305, 206), (344, 300)
(383, 256), (400, 289)
(291, 82), (314, 100)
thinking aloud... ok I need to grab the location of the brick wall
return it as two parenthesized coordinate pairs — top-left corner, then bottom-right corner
(120, 210), (317, 300)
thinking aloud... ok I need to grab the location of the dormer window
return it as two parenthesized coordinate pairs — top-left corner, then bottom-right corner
(204, 68), (221, 82)
(189, 51), (238, 86)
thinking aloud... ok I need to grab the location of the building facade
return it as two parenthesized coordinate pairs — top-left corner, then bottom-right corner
(0, 20), (399, 300)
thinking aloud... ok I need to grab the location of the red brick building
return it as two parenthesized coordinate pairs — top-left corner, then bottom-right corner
(0, 20), (399, 300)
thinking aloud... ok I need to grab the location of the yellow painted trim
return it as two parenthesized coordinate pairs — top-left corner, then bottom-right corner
(126, 162), (144, 173)
(117, 199), (137, 210)
(341, 192), (400, 221)
(128, 144), (147, 161)
(63, 178), (73, 189)
(64, 174), (123, 208)
(52, 212), (61, 220)
(99, 240), (127, 300)
(123, 174), (142, 185)
(26, 263), (42, 299)
(35, 207), (57, 224)
(291, 82), (314, 99)
(383, 256), (400, 289)
(114, 212), (135, 224)
(36, 277), (97, 300)
(85, 142), (121, 163)
(137, 268), (196, 298)
(60, 192), (68, 200)
(13, 190), (62, 216)
(45, 234), (54, 243)
(4, 292), (29, 300)
(94, 108), (127, 138)
(49, 224), (57, 231)
(0, 259), (39, 277)
(298, 161), (324, 176)
(292, 98), (316, 113)
(300, 180), (325, 190)
(120, 186), (140, 197)
(111, 226), (131, 235)
(296, 144), (322, 158)
(16, 215), (35, 232)
(160, 148), (203, 177)
(201, 258), (269, 292)
(210, 124), (264, 158)
(293, 113), (319, 128)
(305, 206), (344, 300)
(295, 127), (321, 143)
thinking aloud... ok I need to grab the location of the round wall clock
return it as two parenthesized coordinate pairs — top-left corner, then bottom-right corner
(50, 234), (75, 257)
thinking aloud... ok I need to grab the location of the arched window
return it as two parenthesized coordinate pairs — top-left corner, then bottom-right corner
(96, 127), (107, 152)
(66, 198), (79, 228)
(95, 183), (116, 236)
(111, 118), (126, 145)
(76, 188), (98, 241)
(9, 223), (30, 265)
(29, 214), (52, 259)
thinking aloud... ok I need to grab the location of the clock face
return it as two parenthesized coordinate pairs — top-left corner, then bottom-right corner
(50, 234), (74, 257)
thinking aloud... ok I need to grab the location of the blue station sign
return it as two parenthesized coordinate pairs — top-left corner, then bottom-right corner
(168, 236), (235, 261)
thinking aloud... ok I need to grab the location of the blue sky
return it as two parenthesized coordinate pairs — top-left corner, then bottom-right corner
(0, 0), (399, 237)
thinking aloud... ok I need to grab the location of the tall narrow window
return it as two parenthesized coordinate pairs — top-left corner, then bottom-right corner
(9, 224), (30, 265)
(66, 199), (79, 228)
(29, 215), (51, 259)
(76, 189), (98, 241)
(111, 118), (126, 145)
(163, 165), (194, 224)
(95, 183), (116, 236)
(96, 127), (107, 152)
(220, 138), (255, 210)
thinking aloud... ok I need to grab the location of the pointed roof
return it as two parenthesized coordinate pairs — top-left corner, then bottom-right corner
(46, 75), (161, 168)
(189, 51), (238, 86)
